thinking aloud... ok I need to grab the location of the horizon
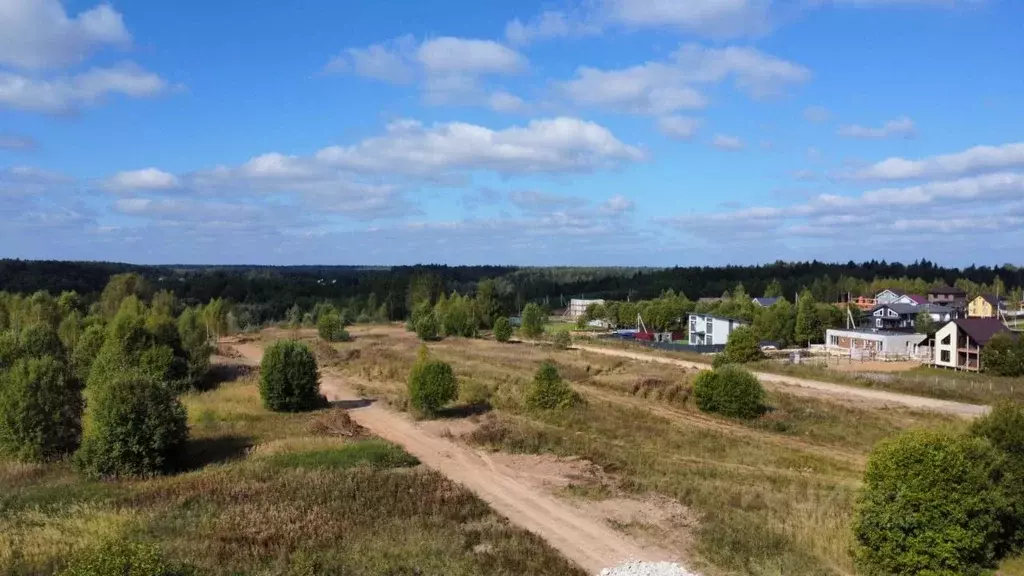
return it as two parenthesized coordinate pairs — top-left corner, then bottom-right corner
(1, 1), (1022, 265)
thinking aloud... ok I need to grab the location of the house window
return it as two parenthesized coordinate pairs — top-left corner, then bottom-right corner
(941, 334), (951, 345)
(706, 320), (713, 334)
(690, 319), (697, 332)
(941, 350), (951, 363)
(876, 318), (883, 327)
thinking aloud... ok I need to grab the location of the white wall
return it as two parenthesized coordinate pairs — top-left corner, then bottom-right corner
(933, 322), (958, 368)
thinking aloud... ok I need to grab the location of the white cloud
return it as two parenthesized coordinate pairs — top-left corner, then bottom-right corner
(603, 0), (772, 37)
(315, 116), (644, 176)
(601, 194), (635, 214)
(0, 0), (130, 69)
(106, 168), (179, 191)
(323, 35), (416, 83)
(505, 10), (603, 45)
(417, 37), (526, 75)
(488, 91), (525, 112)
(0, 133), (35, 150)
(803, 105), (830, 123)
(852, 142), (1024, 181)
(509, 189), (583, 212)
(838, 116), (916, 139)
(0, 63), (168, 114)
(713, 134), (745, 150)
(658, 115), (701, 139)
(559, 43), (808, 115)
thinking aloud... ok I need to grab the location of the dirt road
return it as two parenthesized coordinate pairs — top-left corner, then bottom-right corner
(574, 344), (988, 418)
(231, 342), (677, 575)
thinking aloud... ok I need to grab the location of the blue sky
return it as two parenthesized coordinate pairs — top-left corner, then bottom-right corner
(1, 0), (1022, 266)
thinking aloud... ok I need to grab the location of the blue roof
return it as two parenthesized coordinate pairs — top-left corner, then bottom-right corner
(753, 297), (781, 307)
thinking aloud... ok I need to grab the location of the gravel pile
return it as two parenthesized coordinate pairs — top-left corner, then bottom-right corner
(598, 561), (698, 576)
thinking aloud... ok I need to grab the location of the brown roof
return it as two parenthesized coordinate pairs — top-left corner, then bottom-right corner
(929, 285), (967, 296)
(978, 293), (1005, 307)
(952, 318), (1011, 346)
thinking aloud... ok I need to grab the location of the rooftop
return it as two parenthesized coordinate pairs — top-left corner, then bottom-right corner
(930, 285), (967, 295)
(827, 327), (927, 338)
(948, 317), (1013, 346)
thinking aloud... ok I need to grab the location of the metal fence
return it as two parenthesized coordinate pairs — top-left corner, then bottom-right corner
(597, 335), (724, 355)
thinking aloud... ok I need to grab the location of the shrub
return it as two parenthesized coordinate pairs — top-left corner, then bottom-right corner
(414, 313), (439, 341)
(552, 330), (572, 350)
(526, 361), (581, 410)
(0, 356), (83, 462)
(18, 323), (65, 359)
(693, 365), (765, 419)
(75, 377), (188, 478)
(59, 540), (190, 576)
(176, 307), (210, 387)
(408, 359), (458, 415)
(71, 325), (106, 382)
(259, 340), (325, 412)
(853, 429), (1007, 576)
(716, 326), (764, 365)
(317, 311), (350, 342)
(493, 317), (513, 343)
(520, 303), (546, 338)
(970, 401), (1024, 547)
(982, 333), (1024, 377)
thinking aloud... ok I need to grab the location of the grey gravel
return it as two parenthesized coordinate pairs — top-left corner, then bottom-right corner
(598, 561), (699, 576)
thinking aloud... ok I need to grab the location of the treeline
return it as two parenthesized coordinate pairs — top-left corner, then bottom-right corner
(0, 273), (228, 476)
(2, 260), (1022, 329)
(584, 284), (848, 347)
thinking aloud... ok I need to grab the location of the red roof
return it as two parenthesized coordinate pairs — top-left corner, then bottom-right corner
(906, 294), (928, 305)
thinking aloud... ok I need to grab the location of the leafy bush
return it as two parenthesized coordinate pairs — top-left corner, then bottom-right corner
(0, 356), (83, 462)
(75, 377), (188, 478)
(414, 313), (439, 341)
(520, 303), (546, 338)
(853, 429), (1007, 576)
(259, 340), (325, 412)
(317, 312), (350, 342)
(971, 401), (1024, 547)
(176, 307), (210, 387)
(715, 326), (764, 366)
(71, 325), (106, 382)
(493, 317), (513, 343)
(18, 323), (65, 359)
(59, 540), (190, 576)
(552, 330), (572, 349)
(408, 359), (458, 416)
(982, 333), (1024, 377)
(693, 365), (765, 419)
(526, 361), (581, 410)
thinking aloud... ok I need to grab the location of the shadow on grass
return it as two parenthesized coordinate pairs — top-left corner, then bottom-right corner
(181, 435), (254, 471)
(197, 363), (256, 391)
(330, 398), (376, 410)
(435, 401), (493, 419)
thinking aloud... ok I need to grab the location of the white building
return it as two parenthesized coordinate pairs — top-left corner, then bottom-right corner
(688, 314), (748, 346)
(825, 328), (927, 359)
(567, 298), (605, 319)
(932, 318), (1011, 372)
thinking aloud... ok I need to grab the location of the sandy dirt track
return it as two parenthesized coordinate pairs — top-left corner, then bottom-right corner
(573, 344), (988, 418)
(231, 342), (677, 575)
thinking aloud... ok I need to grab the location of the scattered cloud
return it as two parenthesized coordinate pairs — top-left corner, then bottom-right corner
(713, 134), (745, 150)
(600, 194), (635, 214)
(487, 90), (525, 112)
(0, 133), (36, 151)
(417, 37), (526, 75)
(0, 0), (130, 70)
(323, 35), (416, 83)
(803, 105), (830, 123)
(0, 63), (169, 114)
(838, 116), (916, 139)
(509, 189), (584, 212)
(851, 142), (1024, 181)
(106, 168), (180, 192)
(559, 43), (808, 115)
(657, 115), (702, 139)
(505, 10), (602, 45)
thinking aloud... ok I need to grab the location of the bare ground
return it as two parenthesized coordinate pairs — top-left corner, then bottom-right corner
(229, 341), (686, 575)
(573, 344), (988, 418)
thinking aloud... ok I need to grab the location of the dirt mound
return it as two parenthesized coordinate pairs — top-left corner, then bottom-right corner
(216, 343), (244, 359)
(308, 409), (365, 437)
(631, 378), (691, 406)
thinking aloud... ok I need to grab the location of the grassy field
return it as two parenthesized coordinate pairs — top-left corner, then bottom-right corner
(0, 365), (583, 576)
(316, 325), (965, 576)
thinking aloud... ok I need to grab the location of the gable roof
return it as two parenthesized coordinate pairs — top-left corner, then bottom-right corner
(752, 297), (780, 307)
(930, 285), (967, 296)
(976, 293), (1006, 307)
(950, 318), (1011, 346)
(875, 302), (952, 316)
(904, 294), (928, 305)
(875, 289), (903, 298)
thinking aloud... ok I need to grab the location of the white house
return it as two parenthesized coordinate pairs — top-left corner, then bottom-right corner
(933, 318), (1012, 372)
(688, 314), (748, 346)
(826, 328), (927, 359)
(567, 298), (605, 319)
(875, 289), (904, 305)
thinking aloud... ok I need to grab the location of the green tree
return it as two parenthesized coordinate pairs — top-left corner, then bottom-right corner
(970, 402), (1024, 548)
(75, 377), (188, 478)
(259, 340), (325, 412)
(203, 298), (229, 340)
(714, 326), (764, 366)
(58, 311), (82, 351)
(415, 312), (439, 341)
(552, 330), (572, 350)
(915, 310), (937, 335)
(286, 304), (302, 328)
(18, 323), (65, 359)
(99, 273), (151, 319)
(474, 279), (501, 328)
(177, 307), (211, 387)
(71, 325), (106, 383)
(526, 361), (581, 410)
(57, 291), (81, 317)
(764, 279), (783, 298)
(150, 290), (177, 317)
(795, 290), (820, 346)
(317, 311), (350, 342)
(520, 303), (546, 339)
(0, 356), (83, 462)
(981, 333), (1024, 377)
(854, 429), (1007, 576)
(407, 359), (458, 416)
(493, 317), (513, 343)
(752, 299), (796, 347)
(693, 366), (765, 419)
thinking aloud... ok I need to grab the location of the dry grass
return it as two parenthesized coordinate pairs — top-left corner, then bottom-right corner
(0, 360), (583, 576)
(319, 325), (958, 576)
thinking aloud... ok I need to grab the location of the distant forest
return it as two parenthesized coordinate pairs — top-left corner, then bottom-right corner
(1, 259), (1021, 326)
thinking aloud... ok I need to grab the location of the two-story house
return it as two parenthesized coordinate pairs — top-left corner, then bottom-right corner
(932, 318), (1013, 372)
(870, 303), (954, 332)
(688, 314), (748, 346)
(874, 289), (904, 305)
(968, 294), (1007, 318)
(929, 285), (967, 305)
